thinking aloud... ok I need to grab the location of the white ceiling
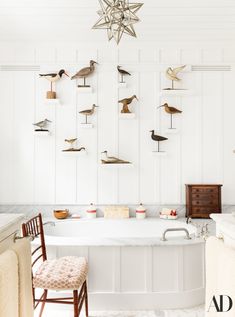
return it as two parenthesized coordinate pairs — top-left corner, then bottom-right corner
(1, 0), (235, 43)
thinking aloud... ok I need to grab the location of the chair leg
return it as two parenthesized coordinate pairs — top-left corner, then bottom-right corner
(84, 281), (89, 317)
(73, 290), (79, 317)
(39, 289), (47, 317)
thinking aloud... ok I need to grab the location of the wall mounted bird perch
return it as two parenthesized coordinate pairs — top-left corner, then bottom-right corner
(117, 66), (131, 83)
(33, 119), (51, 132)
(164, 65), (186, 90)
(62, 138), (86, 152)
(101, 151), (130, 164)
(79, 104), (98, 124)
(158, 103), (182, 129)
(39, 69), (69, 99)
(118, 95), (138, 113)
(71, 60), (98, 88)
(150, 130), (168, 152)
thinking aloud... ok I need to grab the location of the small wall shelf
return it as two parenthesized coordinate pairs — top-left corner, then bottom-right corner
(118, 82), (127, 88)
(152, 151), (167, 157)
(100, 162), (133, 168)
(45, 99), (60, 105)
(77, 87), (93, 93)
(62, 150), (87, 157)
(34, 131), (50, 136)
(80, 123), (93, 129)
(160, 89), (193, 97)
(119, 113), (136, 119)
(165, 128), (179, 134)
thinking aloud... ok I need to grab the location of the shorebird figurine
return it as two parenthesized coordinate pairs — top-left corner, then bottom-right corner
(79, 104), (98, 124)
(118, 95), (138, 113)
(63, 138), (85, 152)
(33, 119), (51, 131)
(165, 65), (186, 90)
(71, 60), (98, 87)
(101, 151), (130, 164)
(39, 69), (69, 99)
(158, 103), (182, 129)
(150, 130), (168, 152)
(117, 66), (131, 83)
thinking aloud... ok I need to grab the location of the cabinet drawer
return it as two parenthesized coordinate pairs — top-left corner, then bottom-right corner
(191, 187), (218, 194)
(192, 199), (218, 206)
(192, 193), (217, 200)
(191, 206), (219, 214)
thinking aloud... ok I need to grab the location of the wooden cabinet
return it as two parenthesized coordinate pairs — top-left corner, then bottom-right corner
(185, 184), (222, 218)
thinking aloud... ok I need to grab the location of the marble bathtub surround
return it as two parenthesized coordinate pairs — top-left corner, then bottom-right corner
(0, 204), (234, 221)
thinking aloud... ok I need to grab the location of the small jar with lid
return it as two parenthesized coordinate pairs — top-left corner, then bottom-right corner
(86, 203), (97, 219)
(136, 203), (146, 219)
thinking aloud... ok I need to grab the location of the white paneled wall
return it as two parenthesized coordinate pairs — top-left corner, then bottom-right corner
(0, 46), (235, 205)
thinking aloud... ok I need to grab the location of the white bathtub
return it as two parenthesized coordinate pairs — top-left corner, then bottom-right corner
(43, 218), (205, 310)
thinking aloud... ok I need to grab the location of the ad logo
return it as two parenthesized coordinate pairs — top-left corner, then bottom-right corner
(207, 295), (233, 313)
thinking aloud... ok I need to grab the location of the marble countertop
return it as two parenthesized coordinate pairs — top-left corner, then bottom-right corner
(0, 213), (25, 242)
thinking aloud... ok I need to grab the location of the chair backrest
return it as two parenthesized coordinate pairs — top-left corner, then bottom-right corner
(22, 213), (47, 269)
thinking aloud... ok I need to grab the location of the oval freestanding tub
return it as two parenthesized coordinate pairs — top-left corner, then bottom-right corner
(43, 218), (205, 310)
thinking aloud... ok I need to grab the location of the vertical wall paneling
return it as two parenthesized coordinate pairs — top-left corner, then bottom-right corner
(0, 72), (13, 202)
(12, 71), (35, 203)
(0, 47), (233, 205)
(34, 70), (56, 203)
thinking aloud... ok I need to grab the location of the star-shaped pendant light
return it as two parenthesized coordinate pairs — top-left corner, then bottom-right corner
(92, 0), (143, 44)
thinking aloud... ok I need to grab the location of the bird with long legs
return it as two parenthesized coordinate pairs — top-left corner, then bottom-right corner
(150, 130), (168, 152)
(71, 60), (98, 87)
(117, 66), (131, 83)
(158, 103), (182, 129)
(164, 65), (186, 90)
(79, 104), (98, 124)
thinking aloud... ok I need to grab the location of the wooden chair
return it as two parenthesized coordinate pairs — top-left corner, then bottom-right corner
(22, 213), (89, 317)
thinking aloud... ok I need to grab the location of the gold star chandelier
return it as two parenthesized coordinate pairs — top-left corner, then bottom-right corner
(92, 0), (143, 44)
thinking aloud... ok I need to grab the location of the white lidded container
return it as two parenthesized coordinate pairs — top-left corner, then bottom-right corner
(136, 203), (146, 219)
(86, 203), (97, 219)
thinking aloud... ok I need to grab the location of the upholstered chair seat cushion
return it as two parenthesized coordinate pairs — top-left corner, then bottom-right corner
(33, 256), (88, 290)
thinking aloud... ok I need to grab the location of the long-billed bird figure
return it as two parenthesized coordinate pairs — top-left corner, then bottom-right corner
(63, 138), (85, 152)
(33, 119), (51, 131)
(71, 60), (98, 87)
(118, 95), (138, 113)
(117, 66), (131, 83)
(39, 69), (69, 99)
(158, 103), (182, 129)
(79, 104), (98, 124)
(165, 65), (186, 90)
(101, 151), (130, 164)
(150, 130), (168, 152)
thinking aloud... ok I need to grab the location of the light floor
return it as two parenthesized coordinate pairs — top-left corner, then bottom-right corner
(35, 306), (205, 317)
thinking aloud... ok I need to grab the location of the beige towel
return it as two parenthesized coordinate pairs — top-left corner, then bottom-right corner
(0, 250), (18, 317)
(11, 239), (34, 317)
(206, 236), (235, 317)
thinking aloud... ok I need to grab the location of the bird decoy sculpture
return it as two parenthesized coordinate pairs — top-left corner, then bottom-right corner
(79, 104), (98, 124)
(101, 151), (130, 164)
(150, 130), (168, 152)
(165, 65), (186, 90)
(118, 95), (138, 113)
(158, 103), (182, 129)
(63, 138), (85, 152)
(39, 69), (69, 99)
(33, 119), (51, 131)
(71, 60), (98, 87)
(117, 66), (131, 83)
